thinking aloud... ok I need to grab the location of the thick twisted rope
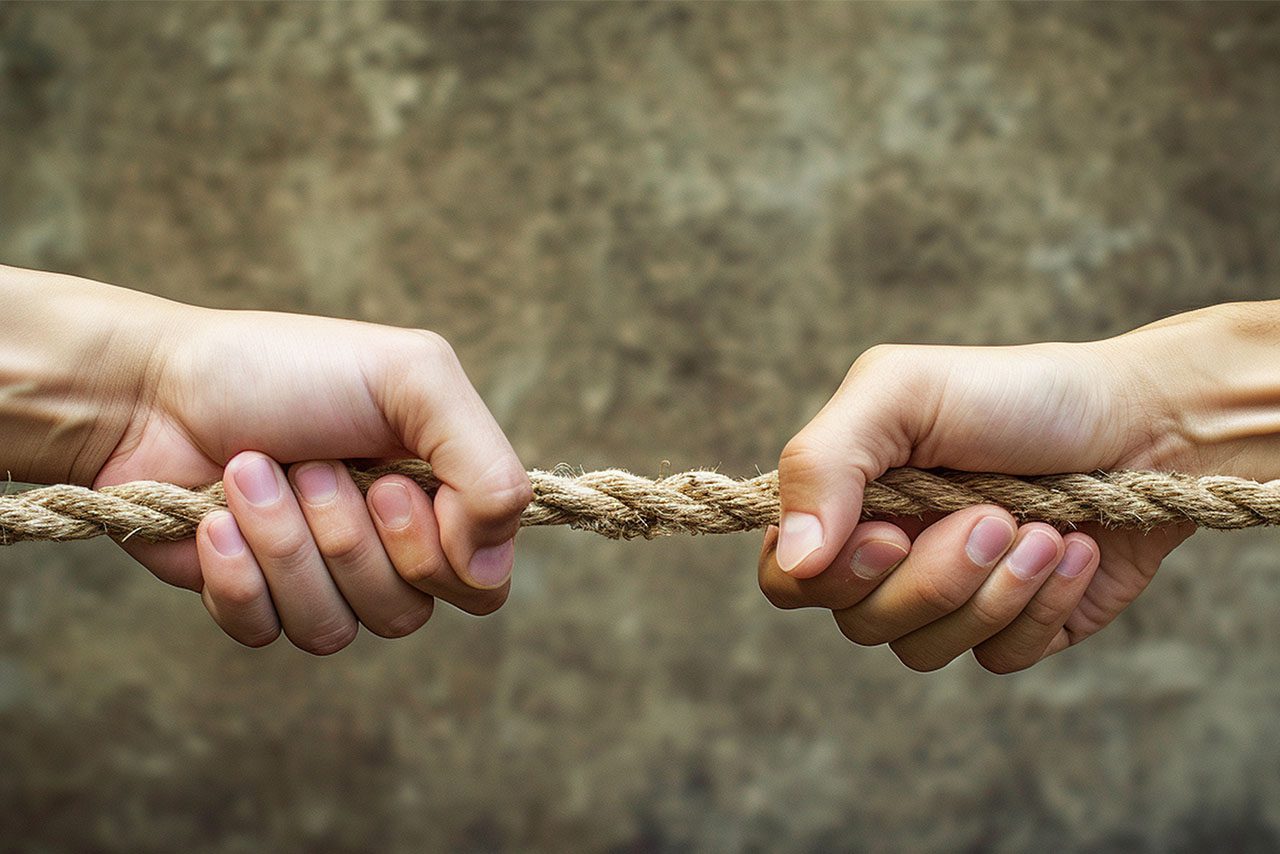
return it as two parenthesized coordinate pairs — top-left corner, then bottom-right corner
(3, 462), (1280, 545)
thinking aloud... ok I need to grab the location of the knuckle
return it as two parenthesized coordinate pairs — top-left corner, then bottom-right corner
(317, 526), (372, 565)
(370, 601), (434, 639)
(966, 595), (1012, 631)
(397, 551), (447, 588)
(473, 466), (534, 524)
(857, 342), (904, 366)
(846, 344), (905, 381)
(258, 528), (315, 567)
(916, 573), (970, 615)
(779, 434), (819, 465)
(293, 621), (359, 656)
(411, 329), (458, 364)
(493, 479), (535, 522)
(845, 344), (934, 401)
(1019, 595), (1066, 632)
(778, 434), (832, 481)
(214, 576), (263, 610)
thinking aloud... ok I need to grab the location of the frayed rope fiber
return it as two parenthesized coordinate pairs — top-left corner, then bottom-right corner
(4, 461), (1280, 545)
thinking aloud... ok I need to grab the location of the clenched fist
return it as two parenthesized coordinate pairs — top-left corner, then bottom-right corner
(760, 303), (1280, 672)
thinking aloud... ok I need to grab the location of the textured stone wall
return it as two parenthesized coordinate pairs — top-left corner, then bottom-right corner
(2, 3), (1280, 851)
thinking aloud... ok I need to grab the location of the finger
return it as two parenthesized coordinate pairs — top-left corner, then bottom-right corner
(224, 451), (358, 656)
(373, 332), (532, 590)
(759, 521), (910, 611)
(367, 474), (511, 617)
(1057, 522), (1193, 645)
(288, 461), (435, 639)
(833, 505), (1016, 647)
(775, 346), (937, 579)
(973, 534), (1100, 673)
(195, 510), (281, 647)
(888, 523), (1065, 672)
(115, 538), (204, 592)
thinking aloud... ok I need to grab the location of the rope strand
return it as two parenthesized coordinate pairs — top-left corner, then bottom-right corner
(3, 461), (1280, 544)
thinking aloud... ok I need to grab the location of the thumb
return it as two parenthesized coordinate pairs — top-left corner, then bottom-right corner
(776, 345), (936, 579)
(374, 331), (532, 590)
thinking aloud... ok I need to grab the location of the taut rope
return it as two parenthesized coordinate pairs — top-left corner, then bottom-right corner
(3, 461), (1279, 544)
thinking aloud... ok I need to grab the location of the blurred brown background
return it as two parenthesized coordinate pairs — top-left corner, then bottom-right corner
(3, 2), (1280, 851)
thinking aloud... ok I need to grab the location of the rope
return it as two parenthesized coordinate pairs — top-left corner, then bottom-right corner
(3, 461), (1279, 545)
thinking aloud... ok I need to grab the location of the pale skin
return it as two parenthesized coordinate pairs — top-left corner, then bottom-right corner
(760, 302), (1280, 673)
(3, 265), (531, 655)
(5, 265), (1275, 666)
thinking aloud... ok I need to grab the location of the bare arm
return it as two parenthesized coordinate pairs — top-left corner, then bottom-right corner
(0, 265), (175, 485)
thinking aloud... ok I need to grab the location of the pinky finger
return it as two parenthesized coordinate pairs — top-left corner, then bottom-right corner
(196, 511), (281, 648)
(971, 534), (1099, 675)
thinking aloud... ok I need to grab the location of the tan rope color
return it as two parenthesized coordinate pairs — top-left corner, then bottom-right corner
(3, 461), (1280, 545)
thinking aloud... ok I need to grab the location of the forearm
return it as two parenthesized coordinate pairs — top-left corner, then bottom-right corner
(0, 265), (174, 484)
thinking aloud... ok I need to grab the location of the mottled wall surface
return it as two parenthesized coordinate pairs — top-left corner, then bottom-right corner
(3, 3), (1280, 851)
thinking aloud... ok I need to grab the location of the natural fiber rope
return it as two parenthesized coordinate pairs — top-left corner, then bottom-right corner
(3, 461), (1280, 545)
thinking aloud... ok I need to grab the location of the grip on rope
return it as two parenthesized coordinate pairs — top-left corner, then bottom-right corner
(3, 461), (1279, 545)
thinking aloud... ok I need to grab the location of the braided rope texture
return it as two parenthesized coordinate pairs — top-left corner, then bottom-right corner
(4, 461), (1280, 545)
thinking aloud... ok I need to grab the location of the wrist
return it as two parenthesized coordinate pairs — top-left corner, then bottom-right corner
(1110, 301), (1280, 478)
(0, 266), (179, 484)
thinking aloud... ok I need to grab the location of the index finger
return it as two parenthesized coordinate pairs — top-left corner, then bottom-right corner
(759, 520), (912, 611)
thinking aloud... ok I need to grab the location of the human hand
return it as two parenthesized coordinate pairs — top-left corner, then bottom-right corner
(93, 305), (531, 655)
(758, 304), (1280, 672)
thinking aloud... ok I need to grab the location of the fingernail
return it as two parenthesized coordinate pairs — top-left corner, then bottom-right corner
(208, 512), (246, 557)
(965, 516), (1016, 567)
(468, 538), (515, 588)
(851, 540), (908, 580)
(370, 482), (413, 529)
(233, 455), (280, 506)
(777, 512), (823, 573)
(294, 462), (338, 504)
(1056, 541), (1095, 578)
(1005, 529), (1060, 581)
